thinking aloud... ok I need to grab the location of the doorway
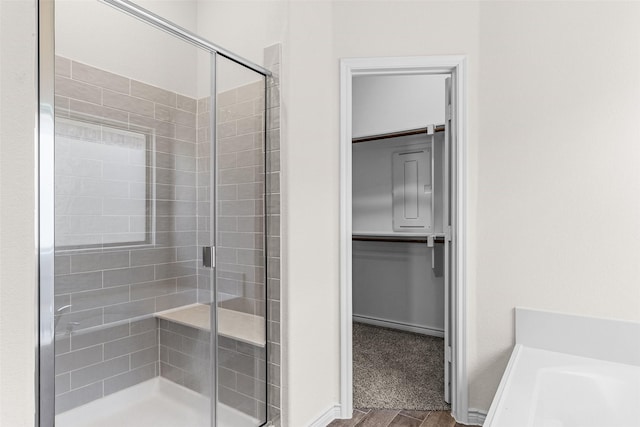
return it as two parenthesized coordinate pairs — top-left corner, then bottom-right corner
(339, 56), (469, 424)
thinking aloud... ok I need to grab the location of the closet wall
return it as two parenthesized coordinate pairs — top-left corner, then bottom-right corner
(352, 75), (445, 137)
(352, 75), (447, 336)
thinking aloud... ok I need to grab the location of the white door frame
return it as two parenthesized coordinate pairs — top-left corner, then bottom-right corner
(339, 55), (469, 423)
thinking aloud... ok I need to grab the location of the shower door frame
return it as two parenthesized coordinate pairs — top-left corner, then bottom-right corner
(36, 0), (272, 426)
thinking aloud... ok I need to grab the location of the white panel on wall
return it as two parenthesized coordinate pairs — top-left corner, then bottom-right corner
(353, 133), (445, 235)
(392, 145), (432, 232)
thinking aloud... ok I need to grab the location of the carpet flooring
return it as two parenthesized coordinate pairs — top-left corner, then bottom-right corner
(353, 322), (450, 411)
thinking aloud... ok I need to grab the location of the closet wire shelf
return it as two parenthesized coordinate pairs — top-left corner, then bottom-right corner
(352, 235), (446, 244)
(352, 124), (445, 144)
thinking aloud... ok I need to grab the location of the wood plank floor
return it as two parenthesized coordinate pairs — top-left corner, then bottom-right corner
(327, 409), (470, 427)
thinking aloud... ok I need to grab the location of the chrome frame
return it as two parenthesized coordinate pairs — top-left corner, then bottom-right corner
(37, 0), (271, 425)
(209, 51), (219, 427)
(99, 0), (271, 77)
(262, 75), (270, 425)
(38, 0), (56, 424)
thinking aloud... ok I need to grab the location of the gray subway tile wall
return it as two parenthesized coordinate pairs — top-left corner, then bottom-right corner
(54, 318), (158, 414)
(158, 319), (211, 396)
(205, 69), (267, 315)
(53, 56), (202, 413)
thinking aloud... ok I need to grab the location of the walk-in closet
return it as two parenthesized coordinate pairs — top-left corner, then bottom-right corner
(351, 73), (452, 414)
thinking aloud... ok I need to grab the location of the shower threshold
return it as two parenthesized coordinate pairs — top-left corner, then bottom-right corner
(55, 377), (259, 427)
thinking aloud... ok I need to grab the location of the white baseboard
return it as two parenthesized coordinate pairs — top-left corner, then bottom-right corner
(466, 408), (487, 426)
(353, 314), (444, 338)
(307, 404), (341, 427)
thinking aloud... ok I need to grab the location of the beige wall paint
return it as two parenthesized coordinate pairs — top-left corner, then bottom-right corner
(0, 0), (38, 425)
(196, 0), (287, 67)
(55, 0), (201, 96)
(195, 0), (288, 92)
(284, 3), (343, 425)
(472, 1), (640, 409)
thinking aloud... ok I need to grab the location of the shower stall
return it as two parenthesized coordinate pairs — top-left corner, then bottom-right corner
(38, 0), (278, 426)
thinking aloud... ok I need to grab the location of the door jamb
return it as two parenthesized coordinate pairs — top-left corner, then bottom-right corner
(339, 55), (469, 423)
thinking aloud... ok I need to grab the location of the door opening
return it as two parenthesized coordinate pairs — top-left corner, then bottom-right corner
(339, 56), (469, 424)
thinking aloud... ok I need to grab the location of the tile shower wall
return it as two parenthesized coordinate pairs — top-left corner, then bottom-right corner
(54, 317), (158, 414)
(158, 319), (267, 419)
(217, 337), (266, 419)
(158, 319), (211, 395)
(264, 43), (282, 423)
(197, 83), (266, 313)
(53, 56), (202, 413)
(196, 94), (213, 304)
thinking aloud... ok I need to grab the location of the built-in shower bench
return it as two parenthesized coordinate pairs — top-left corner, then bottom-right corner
(155, 304), (265, 347)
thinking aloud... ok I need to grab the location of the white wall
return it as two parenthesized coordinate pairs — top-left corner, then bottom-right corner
(0, 0), (38, 425)
(470, 1), (640, 409)
(195, 0), (288, 92)
(353, 74), (445, 138)
(55, 0), (202, 97)
(353, 241), (445, 334)
(283, 3), (341, 425)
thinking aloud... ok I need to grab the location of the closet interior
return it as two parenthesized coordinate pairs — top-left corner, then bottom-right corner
(351, 74), (452, 412)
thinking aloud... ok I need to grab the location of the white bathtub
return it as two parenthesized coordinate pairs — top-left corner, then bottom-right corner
(485, 345), (640, 427)
(485, 308), (640, 427)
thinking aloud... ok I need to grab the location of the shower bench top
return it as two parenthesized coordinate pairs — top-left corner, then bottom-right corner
(155, 304), (265, 347)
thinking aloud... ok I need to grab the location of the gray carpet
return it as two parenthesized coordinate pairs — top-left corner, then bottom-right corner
(353, 322), (451, 411)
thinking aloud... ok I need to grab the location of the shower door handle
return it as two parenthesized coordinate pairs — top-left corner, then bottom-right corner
(202, 246), (215, 268)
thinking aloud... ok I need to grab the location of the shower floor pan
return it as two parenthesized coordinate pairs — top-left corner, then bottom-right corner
(56, 377), (259, 427)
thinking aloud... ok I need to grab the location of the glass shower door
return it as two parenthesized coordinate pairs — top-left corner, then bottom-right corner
(44, 1), (272, 426)
(51, 1), (215, 425)
(212, 56), (268, 427)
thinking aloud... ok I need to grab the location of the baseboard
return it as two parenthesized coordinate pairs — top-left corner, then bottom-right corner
(353, 314), (444, 338)
(307, 404), (341, 427)
(466, 408), (487, 426)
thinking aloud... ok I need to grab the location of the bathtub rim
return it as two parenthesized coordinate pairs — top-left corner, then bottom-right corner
(483, 343), (524, 426)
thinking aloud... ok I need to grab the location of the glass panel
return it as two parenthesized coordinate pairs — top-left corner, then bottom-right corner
(53, 1), (213, 425)
(215, 56), (268, 427)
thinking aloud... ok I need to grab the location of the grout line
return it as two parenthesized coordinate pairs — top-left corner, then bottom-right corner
(400, 410), (432, 421)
